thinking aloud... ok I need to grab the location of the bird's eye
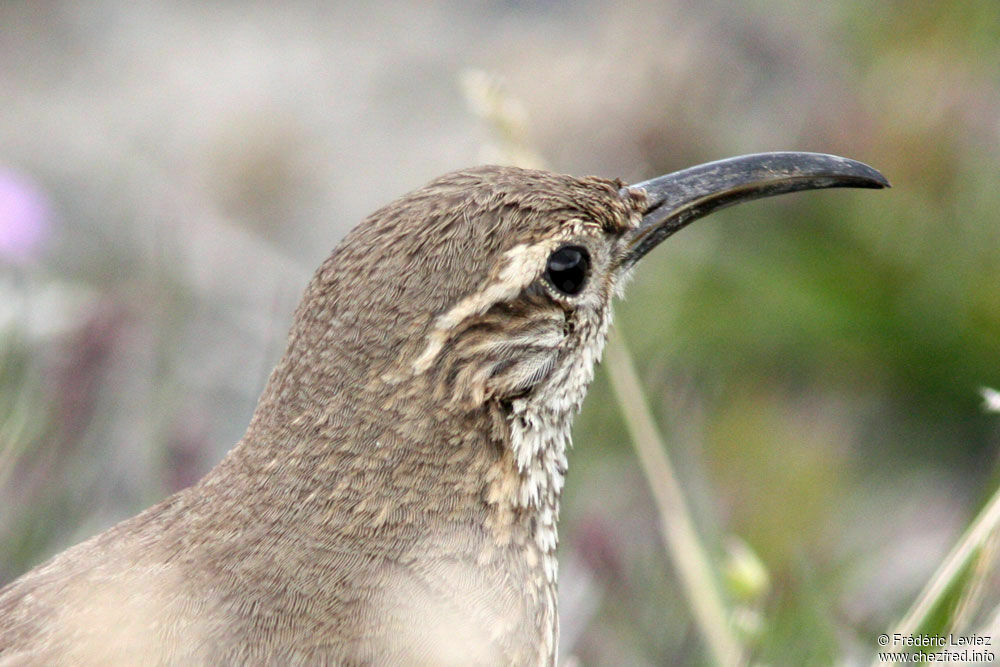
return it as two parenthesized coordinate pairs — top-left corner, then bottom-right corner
(544, 245), (590, 296)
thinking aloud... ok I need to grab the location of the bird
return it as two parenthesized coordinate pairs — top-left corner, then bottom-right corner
(0, 152), (887, 665)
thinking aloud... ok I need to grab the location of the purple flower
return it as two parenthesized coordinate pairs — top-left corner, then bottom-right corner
(0, 169), (50, 262)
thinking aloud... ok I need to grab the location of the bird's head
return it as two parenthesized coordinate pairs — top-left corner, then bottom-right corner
(258, 153), (887, 452)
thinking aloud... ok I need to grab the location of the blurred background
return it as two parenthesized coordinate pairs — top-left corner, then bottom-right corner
(2, 1), (1000, 664)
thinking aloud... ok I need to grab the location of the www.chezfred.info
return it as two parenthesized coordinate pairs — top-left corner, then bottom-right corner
(877, 633), (994, 663)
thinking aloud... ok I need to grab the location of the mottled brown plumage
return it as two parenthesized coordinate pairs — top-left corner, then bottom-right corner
(0, 155), (887, 665)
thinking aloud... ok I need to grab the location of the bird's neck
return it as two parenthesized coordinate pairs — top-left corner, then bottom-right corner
(501, 314), (609, 585)
(207, 305), (609, 665)
(505, 400), (571, 585)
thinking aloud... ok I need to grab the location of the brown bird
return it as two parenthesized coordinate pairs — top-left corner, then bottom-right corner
(0, 153), (887, 665)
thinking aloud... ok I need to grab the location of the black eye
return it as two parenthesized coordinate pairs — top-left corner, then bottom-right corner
(544, 245), (590, 296)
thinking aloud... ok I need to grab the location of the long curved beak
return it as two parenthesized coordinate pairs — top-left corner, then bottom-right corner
(622, 152), (889, 267)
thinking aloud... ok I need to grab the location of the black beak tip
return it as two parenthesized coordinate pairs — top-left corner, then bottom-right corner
(842, 159), (891, 189)
(740, 151), (891, 191)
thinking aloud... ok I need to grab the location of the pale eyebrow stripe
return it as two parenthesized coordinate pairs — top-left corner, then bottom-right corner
(411, 241), (553, 374)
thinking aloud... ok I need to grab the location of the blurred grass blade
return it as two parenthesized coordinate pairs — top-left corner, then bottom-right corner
(950, 528), (1000, 631)
(875, 473), (1000, 667)
(605, 330), (744, 666)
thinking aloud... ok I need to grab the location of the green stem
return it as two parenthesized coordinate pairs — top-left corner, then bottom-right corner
(605, 329), (744, 666)
(874, 482), (1000, 667)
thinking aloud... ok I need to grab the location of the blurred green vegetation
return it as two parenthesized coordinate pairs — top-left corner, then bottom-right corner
(3, 1), (1000, 664)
